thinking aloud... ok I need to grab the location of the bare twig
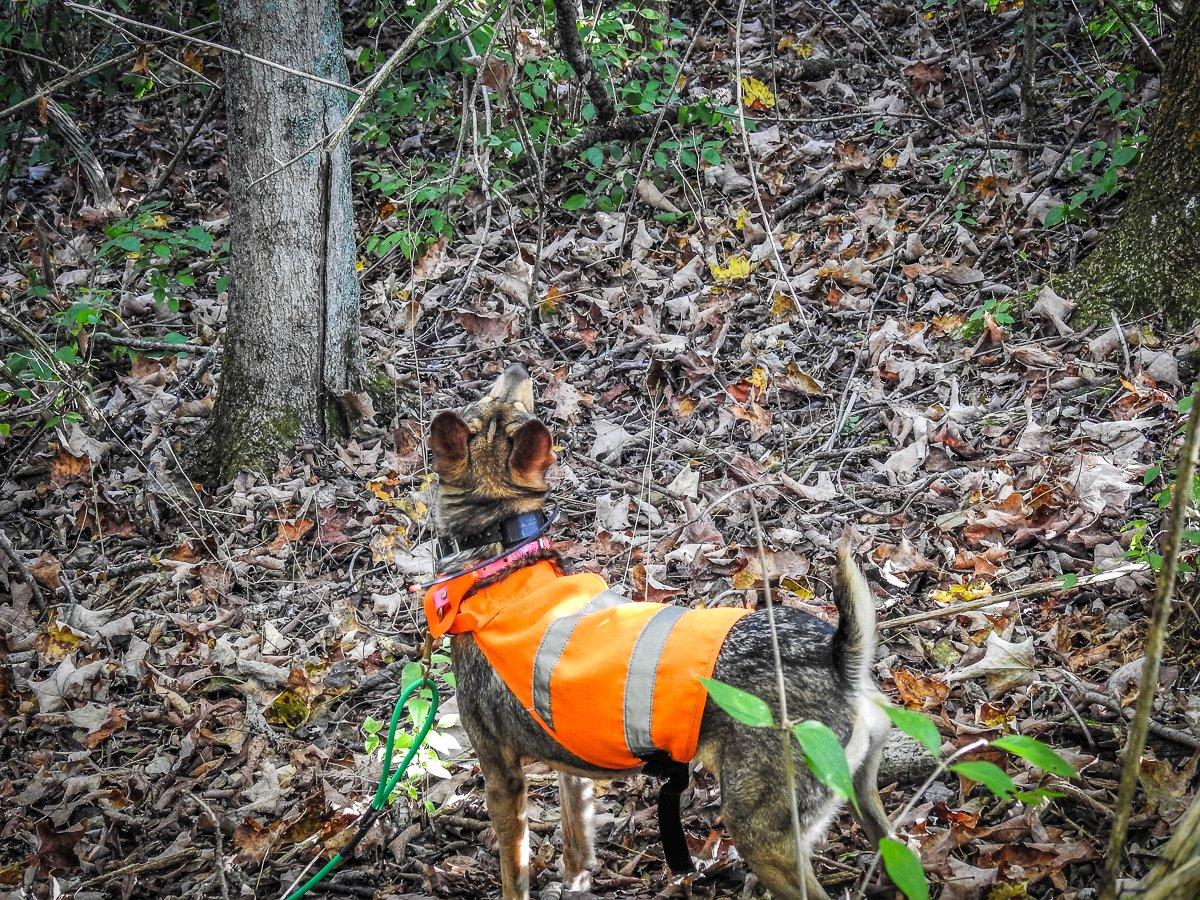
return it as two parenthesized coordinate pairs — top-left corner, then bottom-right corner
(1058, 670), (1199, 751)
(552, 0), (615, 123)
(0, 23), (217, 122)
(880, 563), (1149, 632)
(188, 793), (231, 900)
(62, 2), (362, 96)
(148, 86), (225, 197)
(1099, 0), (1166, 71)
(1101, 379), (1200, 899)
(0, 525), (46, 608)
(748, 496), (809, 898)
(75, 849), (200, 890)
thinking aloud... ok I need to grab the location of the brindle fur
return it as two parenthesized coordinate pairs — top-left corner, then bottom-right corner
(430, 365), (892, 899)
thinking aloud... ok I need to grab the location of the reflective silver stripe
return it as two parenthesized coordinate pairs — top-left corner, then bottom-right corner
(532, 589), (628, 728)
(623, 605), (688, 757)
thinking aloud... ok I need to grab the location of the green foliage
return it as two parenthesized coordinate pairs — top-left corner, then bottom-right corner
(992, 734), (1078, 778)
(880, 703), (942, 756)
(698, 676), (775, 727)
(961, 297), (1015, 341)
(791, 720), (859, 813)
(880, 838), (930, 900)
(950, 760), (1016, 798)
(362, 649), (459, 812)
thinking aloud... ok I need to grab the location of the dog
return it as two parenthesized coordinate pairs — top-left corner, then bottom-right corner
(425, 364), (891, 899)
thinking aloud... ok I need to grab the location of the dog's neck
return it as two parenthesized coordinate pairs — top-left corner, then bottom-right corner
(433, 494), (553, 573)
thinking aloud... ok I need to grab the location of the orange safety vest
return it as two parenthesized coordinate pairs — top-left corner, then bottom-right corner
(424, 552), (749, 771)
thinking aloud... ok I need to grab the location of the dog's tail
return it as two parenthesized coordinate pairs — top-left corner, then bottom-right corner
(831, 542), (876, 690)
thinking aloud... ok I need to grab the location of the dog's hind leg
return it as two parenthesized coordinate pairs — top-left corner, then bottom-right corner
(558, 773), (596, 894)
(852, 727), (891, 846)
(479, 745), (530, 900)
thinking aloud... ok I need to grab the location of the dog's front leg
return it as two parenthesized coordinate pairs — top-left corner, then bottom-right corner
(480, 746), (530, 900)
(558, 773), (595, 894)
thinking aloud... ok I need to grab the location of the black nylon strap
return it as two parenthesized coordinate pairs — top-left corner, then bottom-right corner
(640, 751), (695, 874)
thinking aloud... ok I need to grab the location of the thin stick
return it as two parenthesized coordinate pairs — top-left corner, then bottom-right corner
(0, 525), (45, 607)
(1058, 669), (1198, 751)
(0, 23), (217, 122)
(148, 86), (225, 196)
(879, 563), (1149, 632)
(62, 3), (362, 97)
(1099, 0), (1165, 71)
(748, 497), (809, 898)
(1101, 380), (1200, 900)
(324, 0), (458, 151)
(187, 793), (231, 900)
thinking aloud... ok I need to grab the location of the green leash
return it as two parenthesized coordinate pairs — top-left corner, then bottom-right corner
(284, 677), (440, 900)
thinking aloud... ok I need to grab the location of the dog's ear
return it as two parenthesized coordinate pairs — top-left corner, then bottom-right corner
(429, 411), (471, 481)
(509, 418), (553, 489)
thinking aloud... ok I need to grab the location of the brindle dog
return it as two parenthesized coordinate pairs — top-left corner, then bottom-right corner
(428, 364), (892, 899)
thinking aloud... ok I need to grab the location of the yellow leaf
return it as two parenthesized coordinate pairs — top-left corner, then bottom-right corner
(780, 576), (814, 600)
(734, 207), (750, 231)
(355, 259), (365, 272)
(748, 366), (769, 392)
(150, 214), (170, 228)
(882, 152), (898, 169)
(930, 581), (993, 605)
(771, 293), (797, 320)
(732, 569), (758, 590)
(709, 254), (751, 284)
(740, 76), (776, 110)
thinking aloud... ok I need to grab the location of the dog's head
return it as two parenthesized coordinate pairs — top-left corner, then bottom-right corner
(428, 364), (554, 539)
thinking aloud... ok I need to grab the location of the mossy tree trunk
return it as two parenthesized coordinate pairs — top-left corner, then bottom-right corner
(207, 0), (361, 482)
(1058, 0), (1200, 327)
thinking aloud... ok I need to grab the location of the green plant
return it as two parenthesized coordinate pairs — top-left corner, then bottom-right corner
(1125, 395), (1200, 573)
(961, 297), (1015, 341)
(362, 651), (459, 814)
(699, 677), (1077, 900)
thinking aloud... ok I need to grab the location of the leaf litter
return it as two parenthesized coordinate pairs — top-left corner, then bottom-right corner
(1, 1), (1199, 898)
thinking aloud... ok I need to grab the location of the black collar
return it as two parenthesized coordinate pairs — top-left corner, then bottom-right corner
(435, 509), (550, 564)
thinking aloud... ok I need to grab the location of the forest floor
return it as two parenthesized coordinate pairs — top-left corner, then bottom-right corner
(2, 0), (1199, 898)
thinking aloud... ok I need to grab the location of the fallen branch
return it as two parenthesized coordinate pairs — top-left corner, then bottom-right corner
(879, 563), (1149, 632)
(1101, 379), (1200, 898)
(552, 0), (616, 124)
(17, 62), (114, 208)
(75, 848), (200, 890)
(1058, 671), (1199, 752)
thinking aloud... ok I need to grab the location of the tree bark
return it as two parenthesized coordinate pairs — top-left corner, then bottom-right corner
(1057, 0), (1200, 327)
(208, 0), (361, 482)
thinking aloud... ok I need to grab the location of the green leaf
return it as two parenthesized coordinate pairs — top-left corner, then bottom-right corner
(1179, 395), (1194, 414)
(562, 194), (588, 211)
(791, 720), (858, 813)
(362, 716), (383, 735)
(950, 760), (1015, 798)
(1014, 787), (1066, 804)
(992, 735), (1078, 778)
(1044, 205), (1067, 227)
(1112, 145), (1137, 166)
(401, 661), (424, 689)
(1143, 465), (1161, 486)
(583, 146), (604, 168)
(115, 235), (142, 252)
(697, 677), (774, 727)
(880, 704), (941, 756)
(879, 838), (928, 900)
(1059, 573), (1078, 590)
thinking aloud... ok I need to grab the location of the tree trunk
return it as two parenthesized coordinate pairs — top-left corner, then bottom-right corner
(208, 0), (361, 482)
(1057, 0), (1200, 327)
